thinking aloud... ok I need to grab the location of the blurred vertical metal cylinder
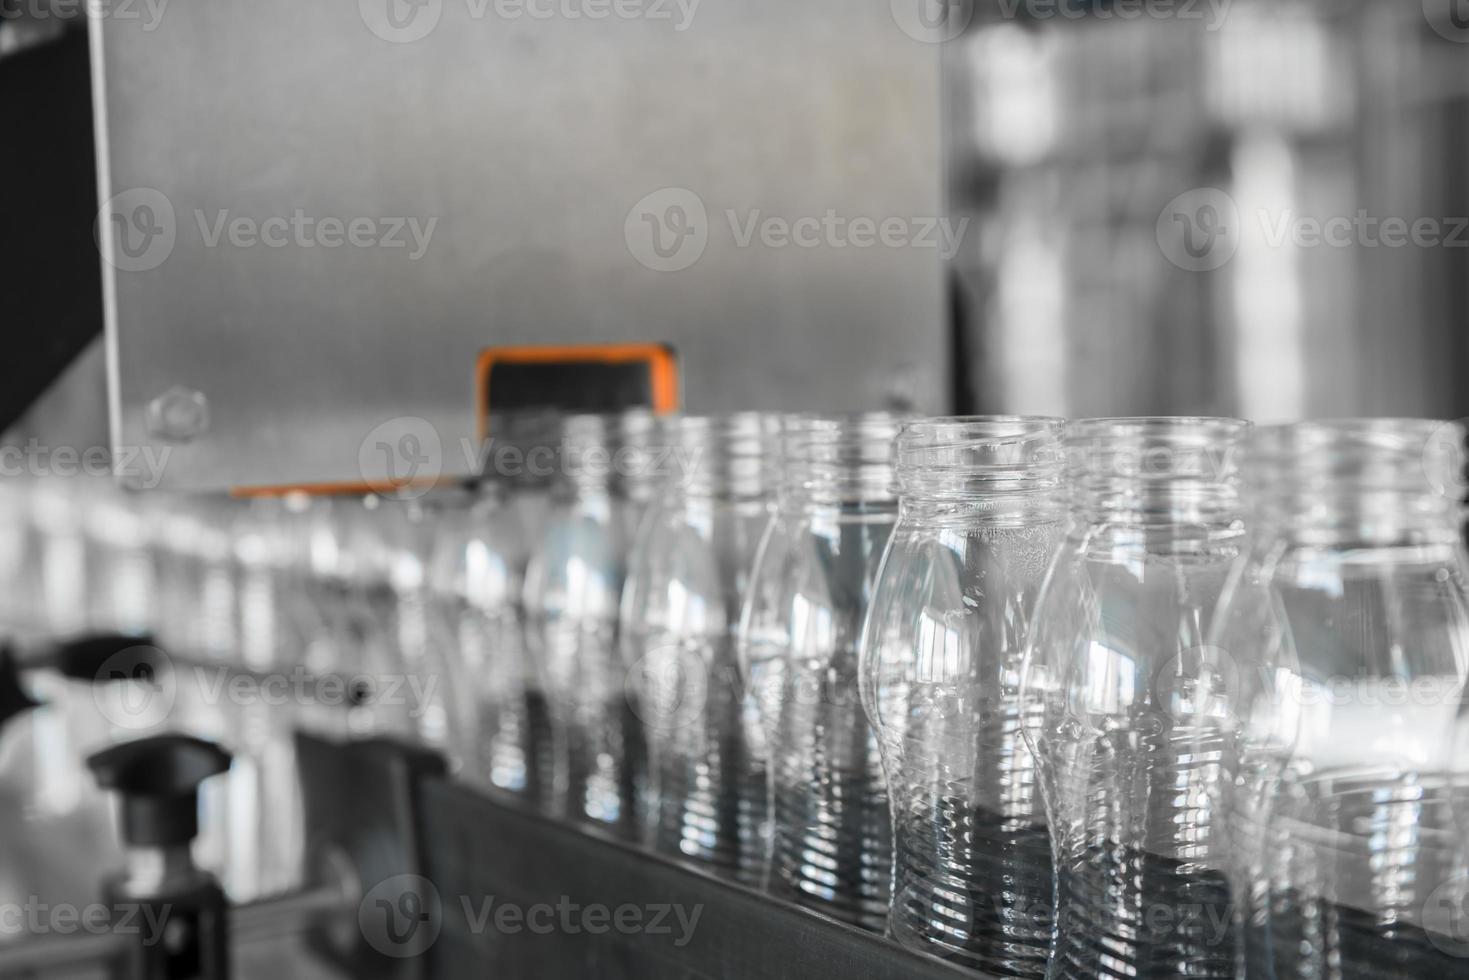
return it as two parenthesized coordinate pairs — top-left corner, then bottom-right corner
(951, 0), (1469, 421)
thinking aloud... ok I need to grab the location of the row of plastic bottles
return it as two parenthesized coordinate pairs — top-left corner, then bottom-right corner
(489, 412), (1469, 980)
(3, 412), (1468, 980)
(0, 469), (528, 902)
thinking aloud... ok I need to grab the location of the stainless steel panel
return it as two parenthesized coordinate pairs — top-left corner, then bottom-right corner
(91, 1), (948, 490)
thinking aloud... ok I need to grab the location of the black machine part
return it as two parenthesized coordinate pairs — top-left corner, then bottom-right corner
(82, 734), (234, 980)
(50, 632), (164, 684)
(88, 734), (233, 849)
(0, 645), (40, 730)
(0, 727), (437, 980)
(0, 632), (164, 738)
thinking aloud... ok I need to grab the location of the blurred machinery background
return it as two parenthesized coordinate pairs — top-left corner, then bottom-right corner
(951, 1), (1469, 421)
(6, 0), (1469, 483)
(2, 3), (1469, 978)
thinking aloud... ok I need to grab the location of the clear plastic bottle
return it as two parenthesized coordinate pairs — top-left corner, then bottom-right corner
(623, 413), (779, 879)
(329, 496), (419, 741)
(32, 476), (90, 643)
(178, 495), (256, 903)
(19, 478), (124, 816)
(36, 479), (158, 817)
(152, 494), (236, 664)
(742, 413), (902, 930)
(615, 409), (672, 538)
(271, 491), (350, 741)
(525, 415), (639, 830)
(84, 480), (159, 638)
(484, 410), (564, 801)
(610, 408), (675, 833)
(1021, 417), (1249, 980)
(1212, 420), (1469, 979)
(378, 496), (473, 766)
(427, 478), (553, 803)
(148, 494), (290, 902)
(233, 497), (295, 673)
(487, 409), (560, 546)
(862, 417), (1066, 974)
(227, 495), (320, 899)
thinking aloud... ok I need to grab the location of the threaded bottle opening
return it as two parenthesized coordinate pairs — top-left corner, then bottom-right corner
(1066, 417), (1248, 524)
(618, 409), (678, 504)
(895, 416), (1065, 498)
(482, 408), (562, 489)
(781, 413), (905, 505)
(675, 413), (781, 499)
(1244, 419), (1466, 539)
(558, 413), (618, 493)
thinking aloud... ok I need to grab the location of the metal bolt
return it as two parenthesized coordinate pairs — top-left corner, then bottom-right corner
(146, 387), (210, 443)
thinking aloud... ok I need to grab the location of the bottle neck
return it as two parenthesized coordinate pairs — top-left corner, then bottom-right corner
(780, 413), (902, 509)
(617, 408), (672, 507)
(672, 413), (779, 503)
(472, 476), (509, 507)
(558, 414), (616, 499)
(898, 490), (1067, 527)
(1253, 492), (1461, 548)
(894, 416), (1066, 518)
(1074, 482), (1243, 529)
(1067, 417), (1247, 529)
(484, 408), (561, 494)
(1245, 420), (1466, 547)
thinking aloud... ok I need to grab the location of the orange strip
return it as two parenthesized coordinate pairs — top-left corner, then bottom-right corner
(231, 476), (449, 499)
(234, 344), (678, 498)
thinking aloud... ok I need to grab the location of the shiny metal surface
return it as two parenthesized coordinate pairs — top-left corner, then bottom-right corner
(90, 1), (948, 491)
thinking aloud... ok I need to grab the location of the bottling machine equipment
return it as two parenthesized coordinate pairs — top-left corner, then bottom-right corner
(4, 1), (1469, 978)
(0, 637), (978, 979)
